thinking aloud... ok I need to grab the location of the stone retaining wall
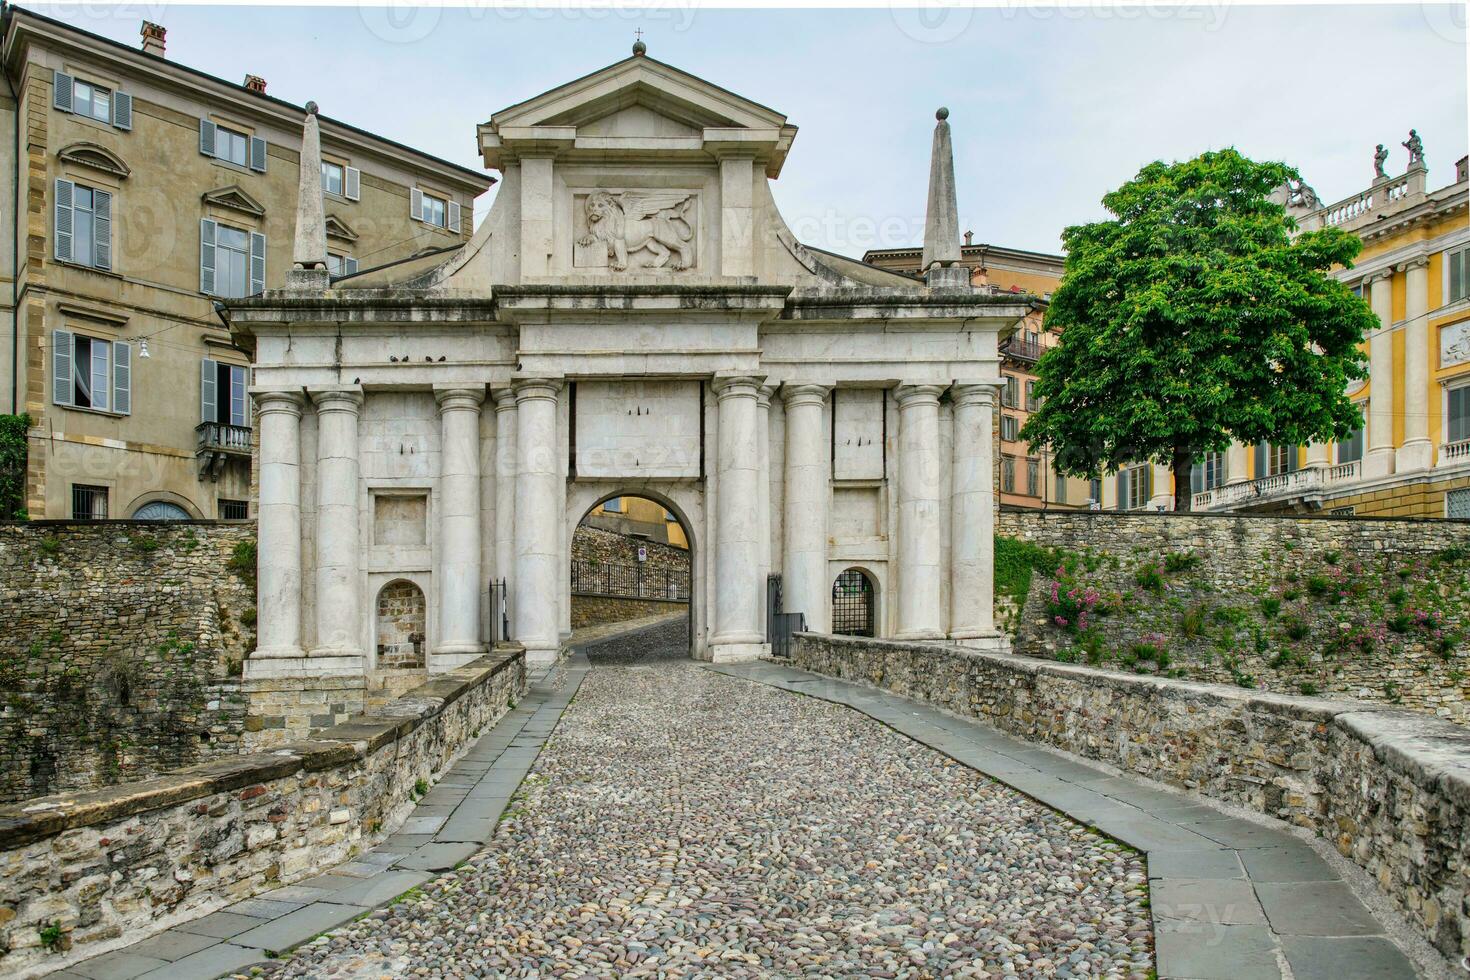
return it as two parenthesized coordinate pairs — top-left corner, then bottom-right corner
(571, 595), (688, 629)
(997, 509), (1470, 720)
(0, 647), (526, 977)
(0, 522), (257, 803)
(790, 632), (1470, 962)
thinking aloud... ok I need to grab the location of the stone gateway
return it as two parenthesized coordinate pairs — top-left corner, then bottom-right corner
(227, 47), (1030, 707)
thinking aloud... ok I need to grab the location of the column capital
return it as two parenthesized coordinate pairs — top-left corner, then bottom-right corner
(711, 375), (763, 400)
(492, 388), (519, 412)
(950, 383), (998, 409)
(512, 377), (562, 403)
(434, 386), (486, 413)
(1366, 268), (1395, 285)
(894, 383), (945, 408)
(309, 387), (364, 413)
(756, 383), (777, 409)
(781, 382), (830, 408)
(250, 389), (305, 417)
(1397, 255), (1430, 273)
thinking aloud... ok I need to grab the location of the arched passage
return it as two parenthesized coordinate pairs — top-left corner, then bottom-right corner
(832, 567), (877, 637)
(566, 486), (702, 658)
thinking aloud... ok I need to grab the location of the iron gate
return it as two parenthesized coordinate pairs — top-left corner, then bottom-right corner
(766, 573), (805, 658)
(489, 578), (510, 644)
(831, 569), (875, 637)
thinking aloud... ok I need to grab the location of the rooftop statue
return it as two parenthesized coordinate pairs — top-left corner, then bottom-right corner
(1403, 129), (1425, 170)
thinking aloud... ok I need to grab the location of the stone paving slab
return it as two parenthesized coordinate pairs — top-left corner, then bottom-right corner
(709, 660), (1421, 980)
(60, 644), (592, 980)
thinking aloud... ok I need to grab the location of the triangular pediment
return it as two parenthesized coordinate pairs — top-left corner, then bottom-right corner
(58, 141), (130, 178)
(489, 55), (788, 135)
(325, 214), (358, 242)
(201, 184), (265, 217)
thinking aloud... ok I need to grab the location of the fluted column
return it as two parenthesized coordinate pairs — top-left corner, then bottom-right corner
(711, 376), (765, 660)
(492, 389), (517, 639)
(949, 384), (1001, 645)
(1364, 270), (1396, 479)
(895, 384), (945, 640)
(781, 383), (831, 634)
(756, 384), (776, 632)
(513, 379), (562, 663)
(435, 387), (485, 666)
(310, 388), (364, 665)
(248, 390), (305, 669)
(1398, 257), (1432, 471)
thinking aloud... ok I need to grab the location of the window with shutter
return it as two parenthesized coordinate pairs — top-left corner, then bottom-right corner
(92, 188), (112, 271)
(249, 136), (267, 173)
(112, 341), (131, 415)
(1448, 385), (1470, 445)
(1449, 246), (1469, 304)
(410, 187), (423, 222)
(52, 330), (74, 406)
(345, 166), (360, 201)
(111, 91), (132, 131)
(54, 178), (74, 262)
(199, 118), (217, 157)
(345, 256), (358, 275)
(229, 365), (248, 426)
(200, 357), (218, 423)
(53, 70), (74, 112)
(448, 200), (462, 233)
(199, 218), (217, 294)
(249, 232), (266, 295)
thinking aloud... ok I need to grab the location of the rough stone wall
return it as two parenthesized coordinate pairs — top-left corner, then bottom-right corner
(571, 524), (690, 580)
(571, 596), (688, 629)
(790, 632), (1470, 962)
(0, 522), (257, 803)
(998, 510), (1470, 721)
(0, 648), (525, 977)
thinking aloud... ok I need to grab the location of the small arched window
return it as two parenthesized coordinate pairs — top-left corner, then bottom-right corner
(132, 500), (190, 520)
(832, 569), (875, 637)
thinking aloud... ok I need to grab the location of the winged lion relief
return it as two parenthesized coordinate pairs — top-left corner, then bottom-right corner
(575, 190), (697, 272)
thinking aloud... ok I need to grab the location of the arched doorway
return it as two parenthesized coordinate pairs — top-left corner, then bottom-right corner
(832, 568), (876, 637)
(375, 579), (427, 669)
(567, 489), (698, 658)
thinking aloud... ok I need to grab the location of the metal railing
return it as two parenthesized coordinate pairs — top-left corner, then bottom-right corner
(1001, 336), (1045, 364)
(570, 560), (689, 601)
(769, 612), (806, 659)
(489, 578), (511, 644)
(196, 421), (252, 454)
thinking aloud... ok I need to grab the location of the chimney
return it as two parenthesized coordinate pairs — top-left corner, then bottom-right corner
(140, 21), (166, 57)
(244, 74), (267, 95)
(1458, 155), (1468, 184)
(963, 230), (974, 247)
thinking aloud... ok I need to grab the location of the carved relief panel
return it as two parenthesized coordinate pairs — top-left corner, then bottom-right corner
(572, 190), (699, 272)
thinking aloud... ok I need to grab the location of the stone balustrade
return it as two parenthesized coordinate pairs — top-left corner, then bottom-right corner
(789, 631), (1470, 964)
(1191, 459), (1363, 510)
(0, 648), (525, 978)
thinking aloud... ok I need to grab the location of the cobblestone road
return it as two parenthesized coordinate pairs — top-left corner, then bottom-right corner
(279, 621), (1152, 978)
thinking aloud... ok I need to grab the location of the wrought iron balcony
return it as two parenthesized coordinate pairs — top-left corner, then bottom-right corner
(1001, 336), (1045, 364)
(196, 422), (252, 481)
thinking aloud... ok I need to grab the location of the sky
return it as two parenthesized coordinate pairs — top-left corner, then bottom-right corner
(33, 3), (1469, 258)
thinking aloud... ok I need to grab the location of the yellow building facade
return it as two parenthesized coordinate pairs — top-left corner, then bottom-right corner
(585, 496), (689, 549)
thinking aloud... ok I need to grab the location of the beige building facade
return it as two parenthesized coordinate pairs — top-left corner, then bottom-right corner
(0, 7), (490, 520)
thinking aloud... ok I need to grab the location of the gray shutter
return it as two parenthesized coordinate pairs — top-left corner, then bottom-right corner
(199, 218), (217, 294)
(1190, 461), (1203, 495)
(112, 341), (131, 415)
(249, 136), (267, 173)
(52, 329), (74, 406)
(410, 187), (422, 222)
(448, 200), (462, 233)
(54, 178), (74, 262)
(1254, 442), (1266, 479)
(229, 365), (248, 426)
(1115, 472), (1126, 511)
(200, 358), (217, 423)
(199, 118), (216, 157)
(344, 166), (360, 201)
(1452, 250), (1464, 302)
(92, 188), (112, 271)
(111, 91), (132, 130)
(249, 232), (266, 295)
(52, 71), (73, 112)
(344, 256), (358, 275)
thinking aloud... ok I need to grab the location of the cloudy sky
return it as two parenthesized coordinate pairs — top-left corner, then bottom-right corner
(37, 3), (1469, 256)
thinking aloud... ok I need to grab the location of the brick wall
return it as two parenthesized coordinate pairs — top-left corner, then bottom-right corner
(0, 522), (256, 803)
(998, 510), (1470, 720)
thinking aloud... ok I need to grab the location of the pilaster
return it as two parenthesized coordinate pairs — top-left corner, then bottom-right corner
(1398, 257), (1432, 472)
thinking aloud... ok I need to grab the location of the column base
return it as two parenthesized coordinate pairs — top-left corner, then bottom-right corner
(709, 641), (769, 663)
(1362, 448), (1396, 479)
(1396, 439), (1433, 473)
(892, 629), (945, 642)
(432, 644), (487, 671)
(522, 642), (563, 666)
(949, 630), (1012, 653)
(246, 650), (364, 680)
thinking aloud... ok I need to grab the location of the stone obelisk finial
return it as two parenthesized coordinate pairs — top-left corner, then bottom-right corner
(289, 101), (329, 288)
(921, 107), (967, 289)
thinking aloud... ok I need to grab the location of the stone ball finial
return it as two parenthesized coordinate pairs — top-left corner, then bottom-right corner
(633, 39), (646, 56)
(305, 101), (319, 116)
(936, 107), (949, 121)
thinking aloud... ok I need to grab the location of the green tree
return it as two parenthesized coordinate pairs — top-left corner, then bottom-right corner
(1021, 149), (1373, 511)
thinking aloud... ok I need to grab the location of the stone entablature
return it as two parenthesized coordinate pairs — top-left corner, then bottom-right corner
(790, 631), (1470, 964)
(226, 47), (1032, 677)
(0, 648), (524, 977)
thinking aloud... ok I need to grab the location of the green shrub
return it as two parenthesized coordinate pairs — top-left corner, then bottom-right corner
(994, 536), (1069, 609)
(1282, 616), (1310, 641)
(1299, 681), (1319, 697)
(1163, 552), (1199, 574)
(1259, 597), (1281, 619)
(1180, 605), (1207, 638)
(1324, 550), (1340, 565)
(0, 414), (29, 520)
(39, 535), (59, 556)
(1388, 587), (1408, 607)
(1134, 563), (1165, 593)
(130, 534), (159, 553)
(1386, 611), (1411, 635)
(38, 921), (63, 952)
(1284, 569), (1299, 583)
(1306, 574), (1332, 597)
(1282, 588), (1301, 602)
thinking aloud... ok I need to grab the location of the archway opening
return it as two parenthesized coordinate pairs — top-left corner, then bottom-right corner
(571, 493), (693, 661)
(376, 579), (427, 670)
(832, 568), (876, 638)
